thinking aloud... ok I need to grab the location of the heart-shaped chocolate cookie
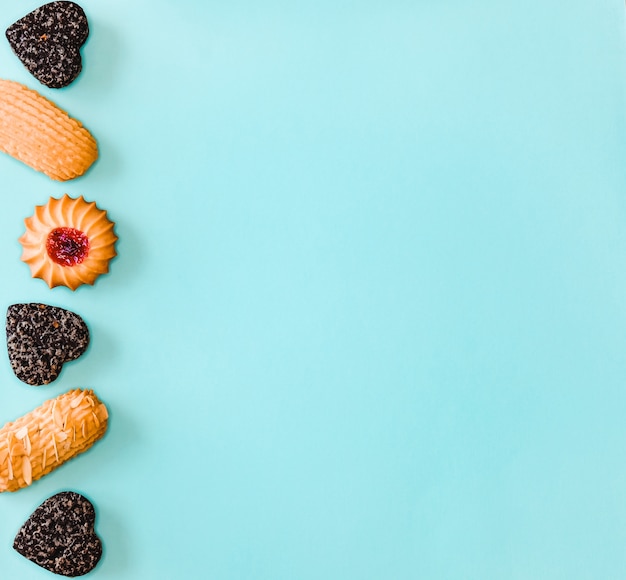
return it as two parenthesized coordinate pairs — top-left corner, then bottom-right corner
(14, 491), (103, 577)
(6, 1), (89, 89)
(6, 303), (90, 386)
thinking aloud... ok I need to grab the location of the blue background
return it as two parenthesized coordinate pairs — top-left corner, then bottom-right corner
(1, 0), (626, 578)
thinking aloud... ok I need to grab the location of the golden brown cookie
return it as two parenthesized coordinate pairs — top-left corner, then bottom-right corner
(0, 78), (97, 180)
(0, 388), (108, 493)
(20, 194), (118, 290)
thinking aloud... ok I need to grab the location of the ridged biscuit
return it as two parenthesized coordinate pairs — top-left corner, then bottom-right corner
(20, 194), (118, 290)
(0, 388), (108, 492)
(0, 78), (97, 181)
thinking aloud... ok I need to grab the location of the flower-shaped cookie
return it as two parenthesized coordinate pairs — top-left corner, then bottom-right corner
(19, 194), (117, 290)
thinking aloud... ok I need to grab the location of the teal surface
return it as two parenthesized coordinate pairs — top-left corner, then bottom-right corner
(1, 0), (626, 578)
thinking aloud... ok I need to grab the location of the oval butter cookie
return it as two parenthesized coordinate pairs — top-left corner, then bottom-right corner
(0, 78), (98, 181)
(0, 388), (108, 493)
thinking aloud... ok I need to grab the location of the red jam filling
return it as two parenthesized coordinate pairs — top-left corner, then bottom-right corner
(46, 227), (90, 267)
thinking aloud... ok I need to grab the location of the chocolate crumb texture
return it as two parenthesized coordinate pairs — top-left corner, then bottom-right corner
(6, 1), (89, 88)
(14, 491), (102, 577)
(6, 303), (90, 386)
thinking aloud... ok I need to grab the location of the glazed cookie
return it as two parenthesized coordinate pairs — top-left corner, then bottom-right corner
(14, 491), (102, 577)
(6, 2), (89, 89)
(6, 303), (89, 386)
(0, 79), (98, 181)
(20, 194), (118, 290)
(0, 388), (108, 493)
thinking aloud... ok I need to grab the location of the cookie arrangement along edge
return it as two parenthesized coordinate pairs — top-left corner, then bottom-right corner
(1, 2), (113, 576)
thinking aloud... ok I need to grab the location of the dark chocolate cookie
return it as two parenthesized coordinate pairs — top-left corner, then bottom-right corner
(6, 303), (89, 386)
(6, 2), (89, 89)
(14, 491), (103, 577)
